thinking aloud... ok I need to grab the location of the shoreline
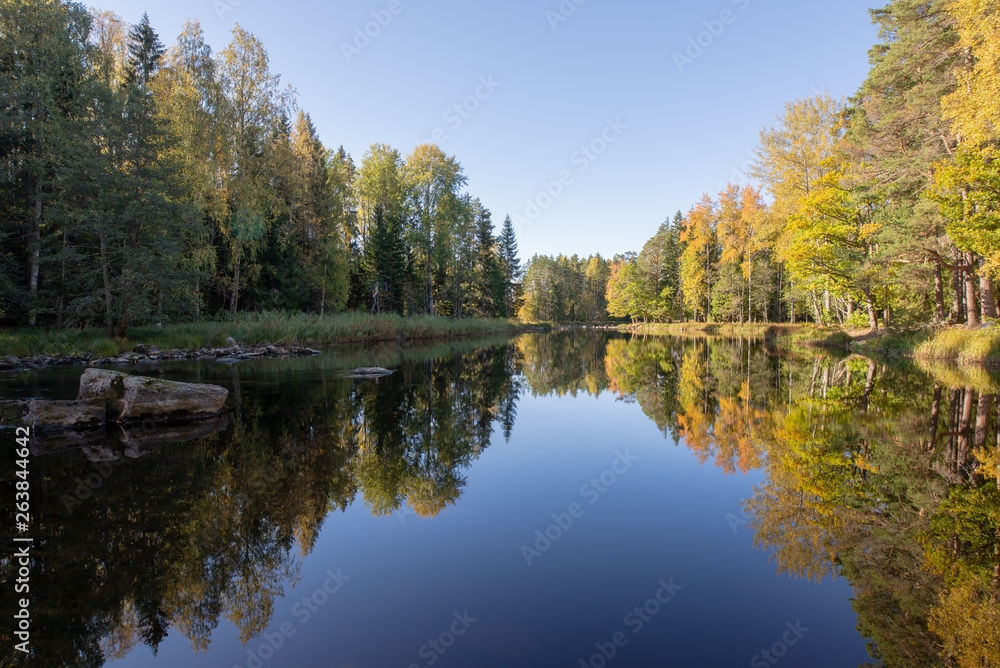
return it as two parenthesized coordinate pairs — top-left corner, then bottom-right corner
(0, 313), (527, 372)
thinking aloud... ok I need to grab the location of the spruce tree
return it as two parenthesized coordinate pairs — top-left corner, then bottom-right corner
(499, 215), (521, 317)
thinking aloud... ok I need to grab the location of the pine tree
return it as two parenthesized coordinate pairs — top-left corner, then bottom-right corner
(0, 0), (95, 325)
(126, 12), (164, 87)
(84, 12), (201, 336)
(466, 200), (499, 317)
(499, 214), (521, 317)
(849, 0), (962, 322)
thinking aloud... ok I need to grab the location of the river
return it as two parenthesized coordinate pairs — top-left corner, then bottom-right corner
(2, 330), (998, 668)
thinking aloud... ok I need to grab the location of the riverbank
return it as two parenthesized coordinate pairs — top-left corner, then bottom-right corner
(850, 325), (1000, 366)
(0, 312), (523, 370)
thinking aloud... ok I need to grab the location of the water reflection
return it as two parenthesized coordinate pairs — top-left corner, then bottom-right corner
(1, 331), (998, 667)
(0, 340), (522, 667)
(522, 331), (1000, 668)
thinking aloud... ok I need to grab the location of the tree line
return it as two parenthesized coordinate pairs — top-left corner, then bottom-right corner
(0, 1), (522, 335)
(523, 0), (1000, 330)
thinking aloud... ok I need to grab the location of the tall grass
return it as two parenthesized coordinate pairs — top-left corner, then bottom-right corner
(0, 311), (521, 357)
(845, 325), (1000, 365)
(911, 327), (1000, 365)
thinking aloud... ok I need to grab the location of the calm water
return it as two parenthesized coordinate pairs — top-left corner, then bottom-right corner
(2, 330), (999, 668)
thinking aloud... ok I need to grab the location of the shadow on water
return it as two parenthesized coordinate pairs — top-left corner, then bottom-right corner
(1, 329), (998, 667)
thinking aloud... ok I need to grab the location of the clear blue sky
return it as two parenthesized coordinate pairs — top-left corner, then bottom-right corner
(91, 0), (880, 261)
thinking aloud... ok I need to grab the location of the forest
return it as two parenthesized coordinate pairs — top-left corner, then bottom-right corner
(5, 0), (1000, 336)
(521, 0), (1000, 331)
(0, 2), (522, 336)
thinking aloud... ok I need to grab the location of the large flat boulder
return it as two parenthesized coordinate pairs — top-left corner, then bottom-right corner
(78, 369), (228, 423)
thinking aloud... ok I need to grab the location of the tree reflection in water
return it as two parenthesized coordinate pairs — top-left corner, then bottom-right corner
(0, 339), (522, 667)
(1, 330), (998, 667)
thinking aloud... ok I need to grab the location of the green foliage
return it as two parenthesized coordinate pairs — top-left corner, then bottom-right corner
(0, 6), (520, 333)
(520, 253), (610, 322)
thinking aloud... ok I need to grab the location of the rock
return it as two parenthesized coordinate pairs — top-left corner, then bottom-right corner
(225, 337), (240, 348)
(0, 400), (27, 427)
(26, 399), (106, 431)
(133, 344), (161, 356)
(78, 368), (229, 423)
(350, 367), (393, 376)
(1, 355), (23, 370)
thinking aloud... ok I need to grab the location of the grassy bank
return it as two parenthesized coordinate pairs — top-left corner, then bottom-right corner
(0, 311), (523, 358)
(851, 326), (1000, 365)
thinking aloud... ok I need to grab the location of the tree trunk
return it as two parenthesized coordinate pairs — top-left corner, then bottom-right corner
(958, 387), (974, 478)
(230, 243), (241, 314)
(57, 228), (67, 329)
(965, 252), (980, 327)
(811, 290), (822, 323)
(979, 262), (997, 321)
(864, 288), (879, 332)
(100, 232), (114, 339)
(28, 178), (42, 327)
(320, 259), (328, 316)
(934, 264), (946, 323)
(930, 384), (942, 451)
(975, 391), (992, 452)
(951, 265), (963, 323)
(860, 359), (876, 414)
(194, 278), (201, 320)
